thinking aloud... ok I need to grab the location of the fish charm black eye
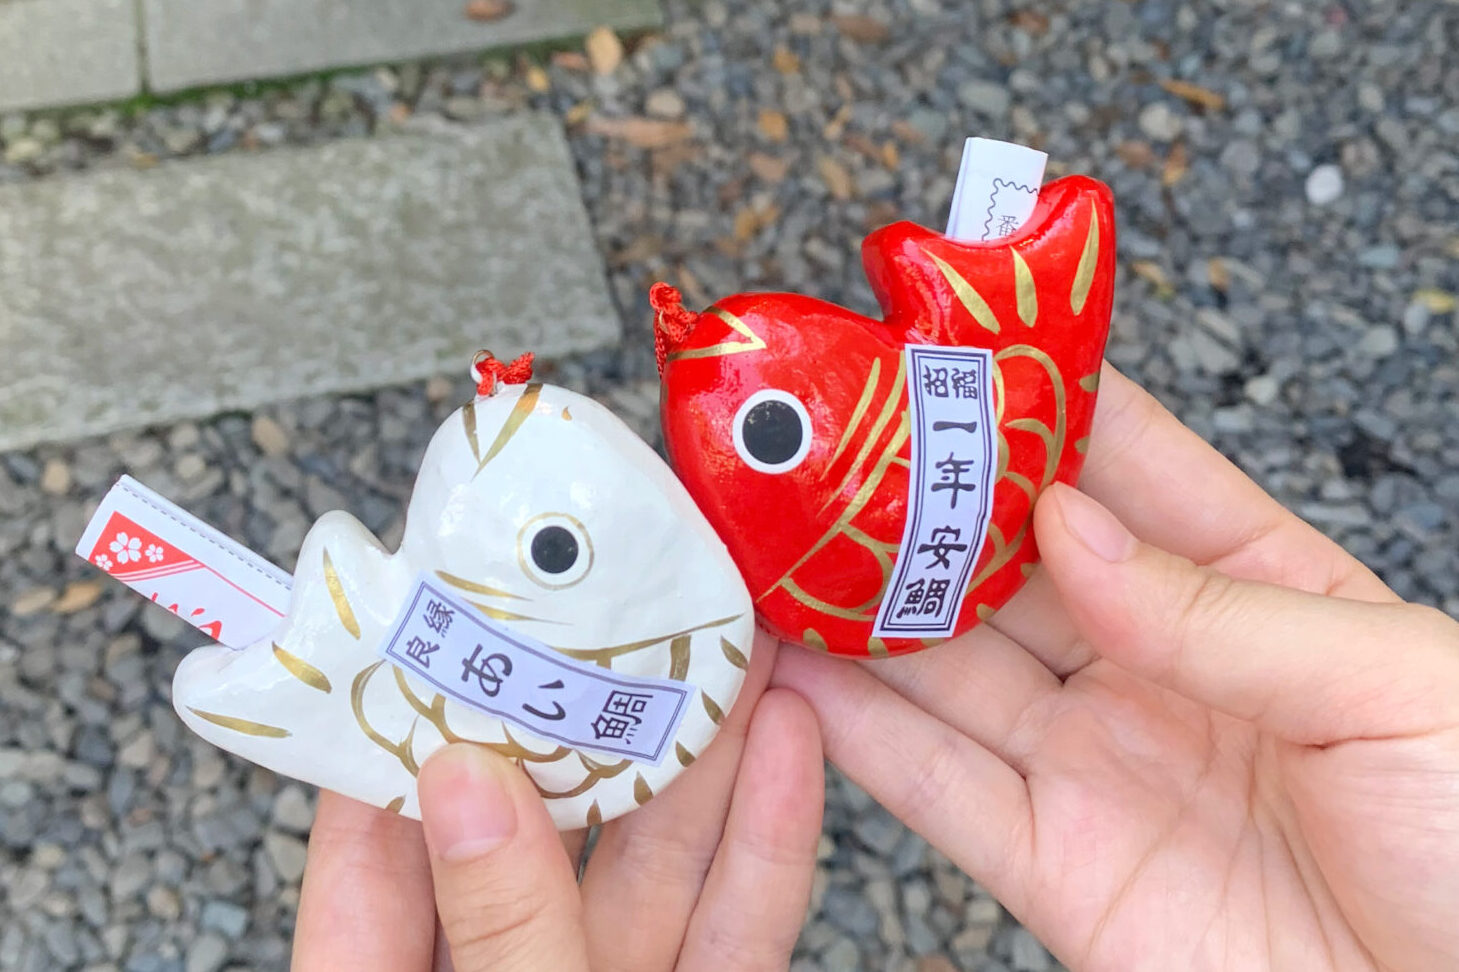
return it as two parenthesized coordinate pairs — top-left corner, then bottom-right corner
(733, 390), (812, 473)
(531, 526), (578, 574)
(518, 514), (593, 588)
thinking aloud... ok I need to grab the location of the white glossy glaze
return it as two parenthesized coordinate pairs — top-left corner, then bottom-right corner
(171, 383), (754, 828)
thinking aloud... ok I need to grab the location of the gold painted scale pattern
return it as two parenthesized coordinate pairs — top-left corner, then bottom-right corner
(759, 201), (1103, 653)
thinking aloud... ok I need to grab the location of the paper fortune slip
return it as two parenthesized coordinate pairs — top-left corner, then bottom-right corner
(75, 476), (291, 648)
(945, 137), (1050, 243)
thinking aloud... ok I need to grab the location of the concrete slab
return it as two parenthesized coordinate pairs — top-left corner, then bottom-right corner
(0, 0), (141, 112)
(142, 0), (662, 93)
(0, 114), (620, 451)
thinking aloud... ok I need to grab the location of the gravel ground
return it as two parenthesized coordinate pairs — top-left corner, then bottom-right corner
(2, 0), (1457, 970)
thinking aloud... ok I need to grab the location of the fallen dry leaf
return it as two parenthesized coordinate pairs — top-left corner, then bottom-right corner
(53, 580), (105, 615)
(1159, 78), (1226, 111)
(890, 120), (926, 145)
(587, 115), (693, 149)
(463, 0), (514, 22)
(831, 14), (890, 43)
(843, 132), (879, 161)
(563, 100), (594, 126)
(1008, 10), (1051, 36)
(552, 50), (590, 72)
(1208, 255), (1231, 293)
(773, 46), (801, 74)
(733, 207), (759, 243)
(11, 588), (56, 617)
(880, 140), (899, 170)
(747, 151), (791, 183)
(817, 155), (855, 200)
(1207, 258), (1231, 294)
(1131, 260), (1173, 294)
(585, 25), (624, 76)
(822, 104), (853, 141)
(523, 64), (550, 93)
(732, 202), (781, 242)
(1162, 142), (1189, 187)
(1413, 289), (1457, 314)
(757, 108), (789, 142)
(1115, 139), (1154, 168)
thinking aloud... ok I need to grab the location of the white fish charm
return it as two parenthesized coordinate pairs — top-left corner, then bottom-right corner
(169, 372), (754, 829)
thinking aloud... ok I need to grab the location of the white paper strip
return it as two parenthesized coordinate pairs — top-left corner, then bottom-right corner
(75, 476), (291, 648)
(381, 574), (691, 765)
(945, 137), (1049, 243)
(873, 346), (997, 639)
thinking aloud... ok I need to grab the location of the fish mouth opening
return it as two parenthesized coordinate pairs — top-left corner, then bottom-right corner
(172, 641), (244, 697)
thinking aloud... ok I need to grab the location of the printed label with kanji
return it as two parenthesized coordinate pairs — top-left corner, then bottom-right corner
(873, 345), (997, 638)
(380, 576), (692, 765)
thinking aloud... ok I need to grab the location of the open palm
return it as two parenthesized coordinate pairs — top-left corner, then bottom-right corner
(775, 366), (1459, 971)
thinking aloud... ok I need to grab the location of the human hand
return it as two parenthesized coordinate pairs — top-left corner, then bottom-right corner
(290, 633), (824, 972)
(774, 365), (1459, 971)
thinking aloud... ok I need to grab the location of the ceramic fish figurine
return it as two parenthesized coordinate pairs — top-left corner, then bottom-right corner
(170, 357), (754, 828)
(654, 175), (1116, 658)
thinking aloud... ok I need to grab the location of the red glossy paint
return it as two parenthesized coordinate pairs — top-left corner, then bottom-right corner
(656, 175), (1117, 658)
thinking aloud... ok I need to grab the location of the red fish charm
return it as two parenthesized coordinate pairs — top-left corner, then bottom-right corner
(656, 175), (1117, 658)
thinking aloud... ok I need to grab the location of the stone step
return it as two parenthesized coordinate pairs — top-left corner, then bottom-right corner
(0, 113), (619, 452)
(0, 0), (661, 112)
(143, 0), (662, 94)
(0, 0), (142, 113)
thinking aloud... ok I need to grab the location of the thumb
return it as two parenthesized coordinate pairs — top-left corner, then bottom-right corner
(1034, 483), (1459, 745)
(417, 744), (589, 972)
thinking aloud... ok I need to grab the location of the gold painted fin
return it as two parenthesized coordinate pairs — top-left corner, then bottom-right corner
(187, 708), (290, 739)
(323, 549), (361, 639)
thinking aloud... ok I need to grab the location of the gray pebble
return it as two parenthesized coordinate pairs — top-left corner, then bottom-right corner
(184, 933), (229, 972)
(958, 79), (1012, 119)
(1306, 164), (1344, 205)
(1138, 102), (1183, 141)
(851, 805), (905, 856)
(820, 883), (881, 937)
(270, 785), (315, 833)
(262, 831), (308, 884)
(199, 900), (249, 940)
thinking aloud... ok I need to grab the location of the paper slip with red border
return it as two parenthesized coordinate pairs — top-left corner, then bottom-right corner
(75, 476), (291, 648)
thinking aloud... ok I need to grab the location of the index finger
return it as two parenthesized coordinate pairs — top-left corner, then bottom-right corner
(1080, 364), (1393, 600)
(986, 365), (1396, 676)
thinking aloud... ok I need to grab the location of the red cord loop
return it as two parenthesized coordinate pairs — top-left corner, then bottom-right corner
(650, 282), (699, 374)
(473, 350), (535, 397)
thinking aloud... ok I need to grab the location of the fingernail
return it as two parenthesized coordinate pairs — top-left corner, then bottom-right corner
(1056, 487), (1136, 563)
(420, 744), (519, 862)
